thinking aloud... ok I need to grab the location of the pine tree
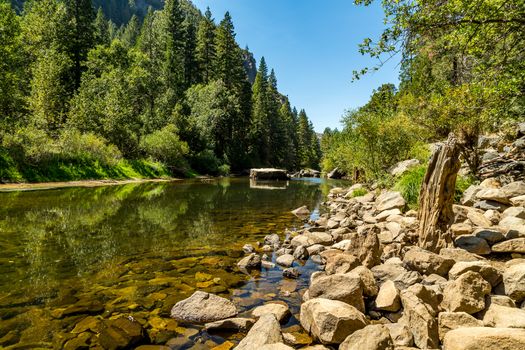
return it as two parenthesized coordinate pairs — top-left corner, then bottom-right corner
(93, 7), (110, 46)
(63, 0), (95, 89)
(267, 69), (287, 166)
(195, 7), (216, 83)
(250, 57), (270, 165)
(215, 12), (246, 89)
(121, 14), (140, 47)
(162, 0), (185, 106)
(182, 18), (198, 87)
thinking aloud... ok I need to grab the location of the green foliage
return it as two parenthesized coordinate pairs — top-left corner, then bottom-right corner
(1, 0), (320, 182)
(394, 165), (427, 209)
(351, 188), (368, 197)
(394, 164), (477, 209)
(140, 124), (189, 168)
(322, 84), (426, 182)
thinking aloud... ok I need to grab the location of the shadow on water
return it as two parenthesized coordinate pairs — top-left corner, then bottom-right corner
(0, 177), (348, 348)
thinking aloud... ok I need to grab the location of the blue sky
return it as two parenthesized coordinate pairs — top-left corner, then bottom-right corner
(192, 0), (401, 132)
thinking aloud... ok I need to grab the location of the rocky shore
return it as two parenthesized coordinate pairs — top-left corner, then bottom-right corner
(172, 177), (525, 348)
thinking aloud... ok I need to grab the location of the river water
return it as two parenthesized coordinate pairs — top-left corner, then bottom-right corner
(0, 177), (346, 349)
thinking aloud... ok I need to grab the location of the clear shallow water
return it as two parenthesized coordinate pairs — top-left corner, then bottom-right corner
(0, 177), (346, 349)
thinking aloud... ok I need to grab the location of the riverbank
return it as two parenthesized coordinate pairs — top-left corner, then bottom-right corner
(0, 178), (180, 192)
(168, 176), (525, 349)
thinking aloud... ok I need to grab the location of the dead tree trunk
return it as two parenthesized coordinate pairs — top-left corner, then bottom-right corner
(418, 134), (461, 253)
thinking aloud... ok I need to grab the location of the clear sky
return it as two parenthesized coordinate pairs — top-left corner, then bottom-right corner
(192, 0), (401, 132)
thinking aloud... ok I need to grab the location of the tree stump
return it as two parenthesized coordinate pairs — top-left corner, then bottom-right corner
(418, 134), (461, 253)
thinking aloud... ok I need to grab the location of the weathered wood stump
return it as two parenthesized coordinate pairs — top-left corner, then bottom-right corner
(418, 134), (461, 253)
(249, 168), (289, 180)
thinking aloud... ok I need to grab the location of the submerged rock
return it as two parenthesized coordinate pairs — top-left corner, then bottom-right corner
(170, 291), (237, 323)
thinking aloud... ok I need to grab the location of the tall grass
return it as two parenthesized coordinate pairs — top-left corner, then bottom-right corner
(394, 165), (475, 209)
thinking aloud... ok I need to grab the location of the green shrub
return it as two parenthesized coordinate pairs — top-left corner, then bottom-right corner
(2, 126), (57, 164)
(140, 124), (189, 168)
(218, 164), (231, 176)
(394, 165), (427, 208)
(351, 188), (368, 197)
(395, 165), (477, 209)
(59, 128), (122, 166)
(189, 149), (221, 175)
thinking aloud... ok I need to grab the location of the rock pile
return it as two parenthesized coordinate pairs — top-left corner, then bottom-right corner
(171, 175), (525, 349)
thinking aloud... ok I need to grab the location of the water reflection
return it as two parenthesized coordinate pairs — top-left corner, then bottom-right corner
(0, 177), (347, 348)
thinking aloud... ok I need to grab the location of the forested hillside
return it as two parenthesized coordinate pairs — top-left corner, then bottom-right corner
(0, 0), (320, 182)
(322, 0), (524, 184)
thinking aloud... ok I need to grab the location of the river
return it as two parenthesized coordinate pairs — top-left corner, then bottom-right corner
(0, 177), (347, 349)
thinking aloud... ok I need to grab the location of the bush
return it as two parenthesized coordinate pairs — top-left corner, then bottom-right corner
(351, 188), (368, 197)
(140, 124), (189, 168)
(218, 164), (231, 176)
(2, 126), (57, 164)
(59, 128), (122, 166)
(395, 165), (477, 209)
(394, 165), (427, 208)
(189, 149), (221, 175)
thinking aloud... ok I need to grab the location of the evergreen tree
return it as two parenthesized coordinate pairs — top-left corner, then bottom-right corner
(121, 14), (140, 47)
(63, 0), (95, 89)
(250, 57), (270, 165)
(215, 12), (246, 89)
(182, 18), (198, 87)
(162, 0), (185, 107)
(93, 7), (110, 46)
(267, 69), (287, 167)
(195, 7), (215, 83)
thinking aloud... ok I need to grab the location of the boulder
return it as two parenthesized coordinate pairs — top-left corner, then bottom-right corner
(476, 188), (511, 204)
(237, 253), (262, 269)
(171, 291), (237, 323)
(502, 181), (525, 198)
(389, 159), (420, 177)
(474, 228), (505, 244)
(503, 263), (525, 302)
(473, 200), (508, 212)
(399, 285), (439, 349)
(291, 235), (315, 248)
(327, 167), (345, 179)
(467, 209), (492, 227)
(376, 191), (406, 212)
(236, 314), (283, 350)
(439, 248), (484, 262)
(375, 208), (402, 222)
(283, 268), (300, 279)
(250, 168), (289, 180)
(345, 227), (382, 268)
(204, 318), (255, 332)
(276, 254), (295, 267)
(305, 231), (334, 246)
(264, 234), (281, 247)
(493, 238), (525, 254)
(438, 312), (483, 341)
(511, 195), (525, 207)
(292, 206), (310, 218)
(502, 206), (525, 220)
(259, 344), (294, 350)
(339, 324), (394, 350)
(371, 261), (409, 286)
(403, 246), (455, 277)
(252, 303), (290, 323)
(461, 185), (481, 206)
(306, 244), (325, 255)
(375, 280), (400, 312)
(442, 271), (491, 314)
(384, 323), (413, 347)
(300, 298), (368, 344)
(243, 244), (255, 254)
(442, 327), (525, 350)
(483, 303), (525, 328)
(448, 261), (502, 286)
(499, 217), (525, 236)
(454, 235), (491, 255)
(324, 252), (360, 275)
(347, 265), (379, 297)
(450, 223), (474, 237)
(293, 245), (309, 260)
(99, 317), (144, 350)
(308, 274), (365, 312)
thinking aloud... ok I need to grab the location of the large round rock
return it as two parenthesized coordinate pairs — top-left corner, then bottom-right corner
(170, 291), (237, 323)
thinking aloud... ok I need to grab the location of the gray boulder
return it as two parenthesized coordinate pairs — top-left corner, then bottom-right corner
(170, 291), (237, 323)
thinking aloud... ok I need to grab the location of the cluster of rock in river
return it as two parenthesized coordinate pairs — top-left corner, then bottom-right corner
(171, 175), (525, 349)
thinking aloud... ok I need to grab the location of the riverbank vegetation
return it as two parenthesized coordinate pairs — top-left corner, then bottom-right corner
(0, 0), (321, 182)
(321, 0), (524, 184)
